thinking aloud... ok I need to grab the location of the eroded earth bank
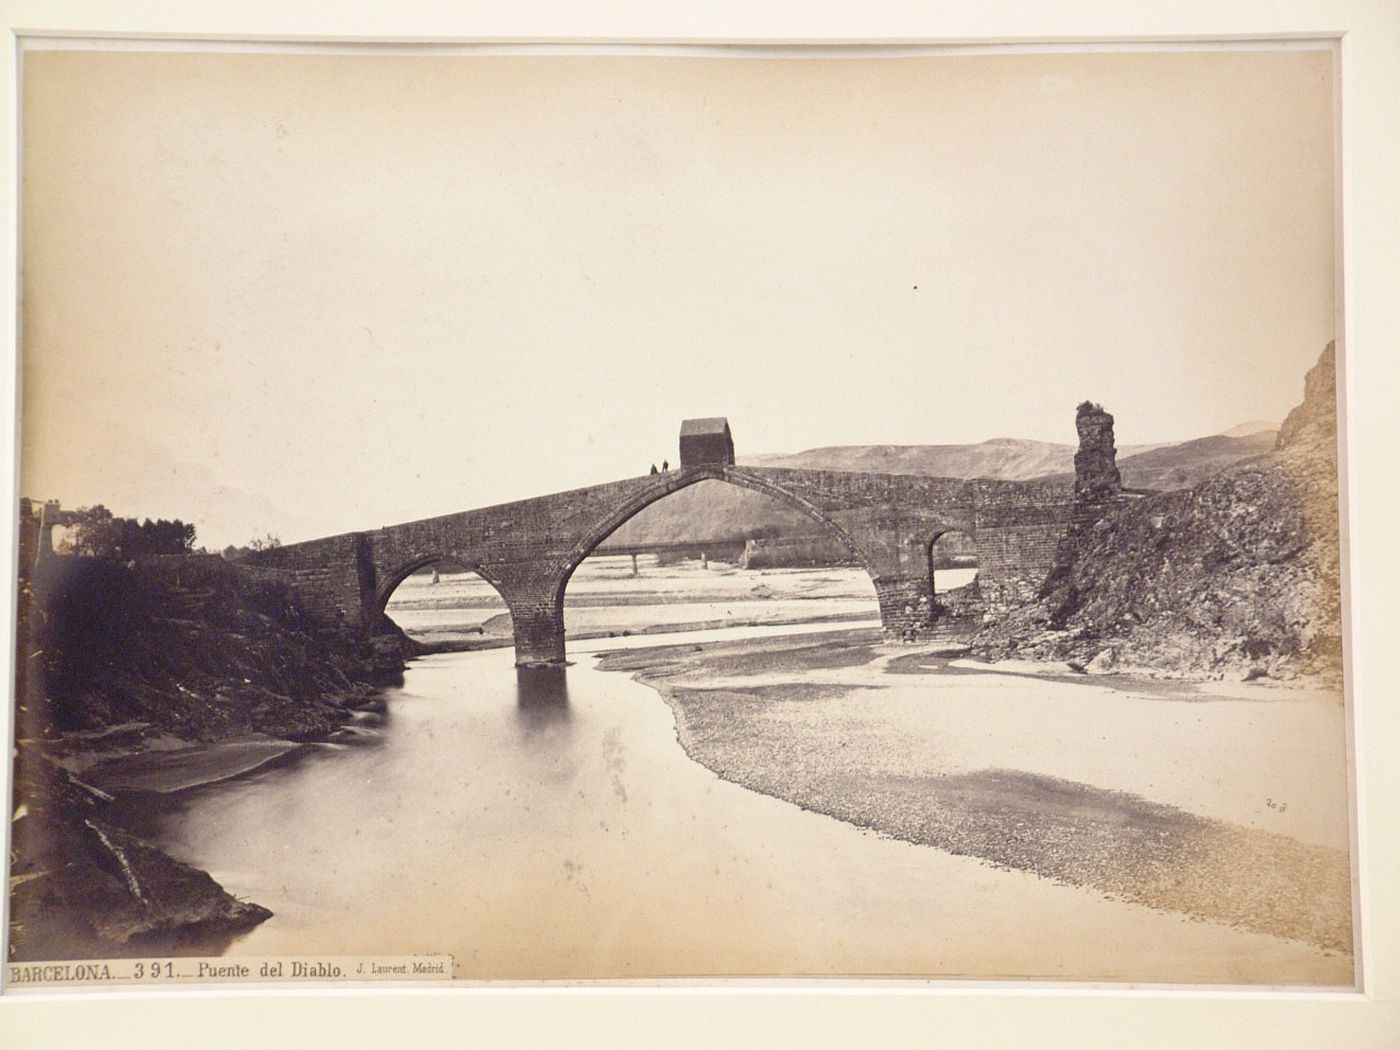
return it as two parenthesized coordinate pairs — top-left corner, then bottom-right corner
(9, 556), (403, 960)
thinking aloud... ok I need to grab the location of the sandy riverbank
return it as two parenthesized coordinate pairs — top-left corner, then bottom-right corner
(595, 628), (1354, 975)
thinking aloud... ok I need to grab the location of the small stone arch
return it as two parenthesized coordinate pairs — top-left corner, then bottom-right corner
(372, 552), (510, 626)
(925, 527), (981, 622)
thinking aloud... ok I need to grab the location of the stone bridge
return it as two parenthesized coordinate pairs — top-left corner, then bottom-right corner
(243, 408), (1122, 666)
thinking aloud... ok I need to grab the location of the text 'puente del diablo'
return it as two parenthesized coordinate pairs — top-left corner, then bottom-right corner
(237, 408), (1126, 666)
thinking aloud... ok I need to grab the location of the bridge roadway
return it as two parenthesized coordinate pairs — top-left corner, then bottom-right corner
(245, 462), (1104, 667)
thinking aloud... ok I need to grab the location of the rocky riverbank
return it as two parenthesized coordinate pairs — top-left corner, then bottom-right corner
(9, 554), (396, 961)
(972, 344), (1342, 683)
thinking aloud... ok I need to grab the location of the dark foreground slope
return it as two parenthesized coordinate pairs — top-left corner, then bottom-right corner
(18, 554), (396, 741)
(10, 555), (396, 960)
(973, 344), (1341, 682)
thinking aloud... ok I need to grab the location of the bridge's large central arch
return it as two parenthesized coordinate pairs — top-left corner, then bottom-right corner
(562, 465), (878, 590)
(488, 463), (889, 665)
(551, 473), (879, 655)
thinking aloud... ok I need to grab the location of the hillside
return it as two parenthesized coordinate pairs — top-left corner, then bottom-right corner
(603, 427), (1277, 550)
(744, 438), (1089, 480)
(1116, 431), (1278, 490)
(1037, 430), (1280, 492)
(972, 344), (1340, 681)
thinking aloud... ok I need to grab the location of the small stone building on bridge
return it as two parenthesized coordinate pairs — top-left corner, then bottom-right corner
(678, 417), (735, 469)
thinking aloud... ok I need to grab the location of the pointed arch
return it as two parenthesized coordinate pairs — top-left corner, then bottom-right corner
(551, 465), (880, 610)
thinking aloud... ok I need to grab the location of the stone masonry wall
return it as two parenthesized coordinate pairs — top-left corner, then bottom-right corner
(238, 533), (369, 634)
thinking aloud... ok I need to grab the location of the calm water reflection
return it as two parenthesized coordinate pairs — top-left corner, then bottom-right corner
(143, 621), (1027, 979)
(130, 618), (1325, 982)
(514, 665), (572, 731)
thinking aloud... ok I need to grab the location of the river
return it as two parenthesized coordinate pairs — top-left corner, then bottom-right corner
(126, 603), (1351, 984)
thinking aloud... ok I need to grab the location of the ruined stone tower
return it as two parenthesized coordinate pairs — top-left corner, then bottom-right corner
(1073, 401), (1121, 501)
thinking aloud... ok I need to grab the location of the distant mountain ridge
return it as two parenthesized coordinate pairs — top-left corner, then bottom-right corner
(1222, 420), (1278, 438)
(602, 424), (1279, 548)
(1038, 430), (1280, 492)
(742, 436), (1172, 482)
(742, 438), (1087, 481)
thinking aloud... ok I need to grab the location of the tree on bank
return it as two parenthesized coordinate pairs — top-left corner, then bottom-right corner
(221, 532), (282, 561)
(57, 505), (196, 560)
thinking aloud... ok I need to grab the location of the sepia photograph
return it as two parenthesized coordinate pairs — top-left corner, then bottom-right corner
(6, 39), (1358, 993)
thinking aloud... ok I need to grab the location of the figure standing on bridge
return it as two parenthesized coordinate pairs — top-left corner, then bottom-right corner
(649, 464), (658, 475)
(662, 459), (669, 472)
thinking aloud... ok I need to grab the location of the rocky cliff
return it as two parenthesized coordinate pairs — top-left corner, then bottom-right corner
(9, 756), (274, 960)
(972, 344), (1342, 682)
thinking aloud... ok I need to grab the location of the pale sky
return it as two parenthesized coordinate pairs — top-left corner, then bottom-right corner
(20, 47), (1336, 548)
